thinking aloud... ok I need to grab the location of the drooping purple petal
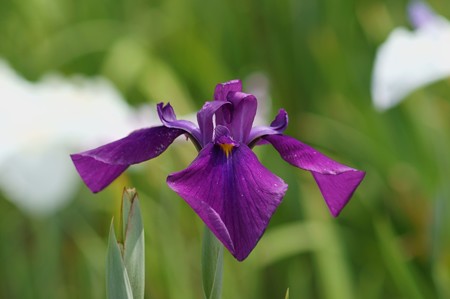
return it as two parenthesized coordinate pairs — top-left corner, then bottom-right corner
(167, 142), (287, 261)
(71, 126), (185, 192)
(196, 101), (230, 147)
(264, 134), (365, 216)
(248, 109), (288, 146)
(157, 102), (201, 146)
(71, 155), (129, 194)
(312, 171), (365, 217)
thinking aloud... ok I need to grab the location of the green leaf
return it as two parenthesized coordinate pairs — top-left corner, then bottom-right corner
(106, 220), (134, 299)
(374, 217), (426, 299)
(123, 188), (145, 299)
(121, 188), (133, 244)
(201, 227), (223, 299)
(284, 288), (289, 299)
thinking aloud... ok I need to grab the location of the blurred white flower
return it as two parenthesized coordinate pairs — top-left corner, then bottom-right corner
(371, 2), (450, 110)
(245, 72), (272, 126)
(0, 60), (152, 215)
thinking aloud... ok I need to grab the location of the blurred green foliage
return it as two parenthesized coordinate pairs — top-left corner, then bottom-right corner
(1, 0), (450, 298)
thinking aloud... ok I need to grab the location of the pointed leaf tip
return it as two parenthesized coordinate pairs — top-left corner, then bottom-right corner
(121, 187), (137, 241)
(107, 189), (145, 299)
(122, 189), (145, 299)
(285, 288), (290, 299)
(106, 219), (134, 299)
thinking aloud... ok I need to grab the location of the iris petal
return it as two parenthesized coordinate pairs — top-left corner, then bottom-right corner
(157, 103), (201, 145)
(408, 1), (436, 29)
(214, 80), (242, 128)
(227, 92), (257, 143)
(312, 171), (365, 217)
(196, 101), (230, 147)
(371, 11), (450, 110)
(71, 156), (128, 193)
(71, 126), (184, 192)
(264, 134), (365, 216)
(248, 109), (288, 145)
(167, 142), (287, 261)
(213, 80), (242, 101)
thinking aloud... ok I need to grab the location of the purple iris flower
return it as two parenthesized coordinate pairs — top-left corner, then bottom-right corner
(71, 80), (365, 261)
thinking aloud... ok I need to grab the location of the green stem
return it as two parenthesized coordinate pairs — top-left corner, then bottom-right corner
(201, 227), (224, 299)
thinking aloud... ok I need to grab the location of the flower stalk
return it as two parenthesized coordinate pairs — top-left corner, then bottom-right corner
(202, 227), (224, 299)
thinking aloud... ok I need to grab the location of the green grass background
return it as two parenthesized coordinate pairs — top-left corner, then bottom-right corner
(1, 0), (450, 298)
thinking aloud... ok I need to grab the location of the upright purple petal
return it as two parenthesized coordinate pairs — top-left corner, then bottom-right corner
(157, 103), (202, 145)
(196, 101), (230, 147)
(248, 109), (288, 145)
(213, 80), (242, 101)
(227, 92), (257, 143)
(167, 142), (287, 261)
(214, 80), (242, 128)
(71, 126), (184, 192)
(264, 134), (365, 216)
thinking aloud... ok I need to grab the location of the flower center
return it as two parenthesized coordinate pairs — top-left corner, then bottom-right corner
(219, 143), (234, 158)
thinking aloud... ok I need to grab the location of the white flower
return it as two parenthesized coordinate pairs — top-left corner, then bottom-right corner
(0, 60), (151, 215)
(371, 2), (450, 110)
(245, 72), (272, 126)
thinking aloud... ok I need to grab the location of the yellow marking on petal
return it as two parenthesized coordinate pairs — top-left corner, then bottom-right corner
(219, 143), (234, 158)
